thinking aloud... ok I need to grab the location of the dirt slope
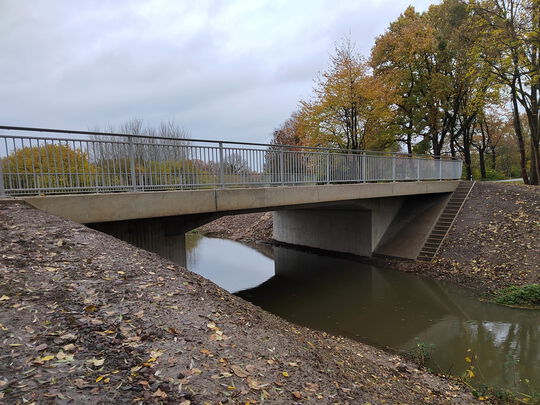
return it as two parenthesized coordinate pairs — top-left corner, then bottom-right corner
(198, 212), (273, 242)
(0, 202), (477, 404)
(398, 182), (540, 293)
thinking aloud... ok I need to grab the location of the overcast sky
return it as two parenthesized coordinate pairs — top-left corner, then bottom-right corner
(2, 0), (435, 143)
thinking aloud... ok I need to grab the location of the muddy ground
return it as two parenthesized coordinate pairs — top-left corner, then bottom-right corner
(199, 182), (540, 295)
(0, 202), (479, 404)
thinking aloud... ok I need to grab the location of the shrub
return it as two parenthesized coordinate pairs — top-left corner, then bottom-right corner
(494, 284), (540, 307)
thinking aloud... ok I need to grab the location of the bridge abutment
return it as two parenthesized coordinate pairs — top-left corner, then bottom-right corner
(272, 197), (404, 257)
(90, 213), (221, 267)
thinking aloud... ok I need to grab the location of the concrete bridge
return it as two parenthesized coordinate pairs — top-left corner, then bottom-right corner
(0, 126), (463, 265)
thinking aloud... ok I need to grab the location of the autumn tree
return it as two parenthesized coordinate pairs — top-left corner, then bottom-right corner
(299, 39), (395, 151)
(3, 144), (95, 189)
(470, 0), (540, 184)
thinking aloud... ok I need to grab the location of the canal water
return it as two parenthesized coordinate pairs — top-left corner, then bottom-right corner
(185, 233), (539, 394)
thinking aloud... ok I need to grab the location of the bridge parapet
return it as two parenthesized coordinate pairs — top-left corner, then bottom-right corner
(0, 126), (462, 196)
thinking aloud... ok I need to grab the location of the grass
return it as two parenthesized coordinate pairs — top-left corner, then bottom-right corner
(494, 284), (540, 307)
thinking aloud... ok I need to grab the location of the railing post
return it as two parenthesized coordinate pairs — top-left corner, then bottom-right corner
(362, 152), (366, 182)
(417, 158), (420, 181)
(218, 142), (225, 188)
(439, 158), (442, 181)
(0, 155), (5, 197)
(392, 155), (396, 182)
(128, 137), (137, 191)
(325, 151), (330, 184)
(279, 149), (285, 185)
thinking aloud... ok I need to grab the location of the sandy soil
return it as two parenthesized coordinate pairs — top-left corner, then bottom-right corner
(0, 202), (478, 404)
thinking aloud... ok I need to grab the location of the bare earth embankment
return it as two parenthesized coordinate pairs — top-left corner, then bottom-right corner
(0, 202), (477, 404)
(398, 182), (540, 294)
(200, 182), (540, 295)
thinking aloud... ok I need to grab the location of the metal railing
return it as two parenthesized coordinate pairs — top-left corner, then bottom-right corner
(0, 126), (462, 196)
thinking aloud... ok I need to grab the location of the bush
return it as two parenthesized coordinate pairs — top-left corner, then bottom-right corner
(494, 284), (540, 307)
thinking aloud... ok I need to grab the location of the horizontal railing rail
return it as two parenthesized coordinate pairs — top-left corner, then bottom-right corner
(0, 126), (462, 196)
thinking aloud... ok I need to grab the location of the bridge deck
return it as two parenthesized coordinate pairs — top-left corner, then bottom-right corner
(19, 181), (460, 224)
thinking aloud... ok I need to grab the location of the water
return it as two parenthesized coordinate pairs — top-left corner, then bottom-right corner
(185, 233), (539, 394)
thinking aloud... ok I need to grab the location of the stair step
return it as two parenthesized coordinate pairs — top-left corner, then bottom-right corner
(417, 181), (474, 261)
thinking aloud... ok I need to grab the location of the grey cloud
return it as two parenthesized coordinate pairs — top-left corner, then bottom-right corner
(2, 0), (435, 143)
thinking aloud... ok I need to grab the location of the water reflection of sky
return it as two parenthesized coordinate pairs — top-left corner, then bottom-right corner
(186, 234), (274, 293)
(185, 234), (540, 394)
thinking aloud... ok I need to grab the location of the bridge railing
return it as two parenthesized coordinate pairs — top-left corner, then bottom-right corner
(0, 126), (462, 196)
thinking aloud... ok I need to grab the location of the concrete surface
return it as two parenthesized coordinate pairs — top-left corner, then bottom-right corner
(21, 181), (460, 224)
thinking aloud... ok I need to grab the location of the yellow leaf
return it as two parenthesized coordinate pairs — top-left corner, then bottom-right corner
(95, 375), (104, 382)
(149, 350), (164, 358)
(40, 355), (55, 362)
(466, 369), (475, 378)
(87, 357), (105, 367)
(282, 371), (289, 377)
(465, 356), (472, 363)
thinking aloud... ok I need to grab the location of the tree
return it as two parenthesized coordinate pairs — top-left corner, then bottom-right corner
(371, 0), (499, 165)
(3, 144), (95, 190)
(470, 0), (540, 184)
(299, 39), (395, 151)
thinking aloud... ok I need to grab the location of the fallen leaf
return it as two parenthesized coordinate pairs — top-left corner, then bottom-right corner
(63, 343), (76, 352)
(87, 357), (105, 367)
(231, 365), (249, 378)
(247, 377), (268, 390)
(152, 388), (168, 399)
(292, 391), (302, 399)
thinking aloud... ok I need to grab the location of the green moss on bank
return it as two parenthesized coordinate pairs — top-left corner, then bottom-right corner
(494, 284), (540, 307)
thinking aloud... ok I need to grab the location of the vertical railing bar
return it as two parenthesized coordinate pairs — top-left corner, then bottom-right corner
(79, 140), (87, 191)
(280, 148), (285, 186)
(71, 140), (80, 191)
(128, 137), (137, 191)
(218, 143), (224, 188)
(51, 139), (60, 190)
(0, 144), (4, 196)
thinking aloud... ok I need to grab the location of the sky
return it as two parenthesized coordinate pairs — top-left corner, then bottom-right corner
(1, 0), (435, 144)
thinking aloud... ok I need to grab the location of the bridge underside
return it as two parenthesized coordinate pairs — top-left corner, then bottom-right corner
(22, 181), (458, 266)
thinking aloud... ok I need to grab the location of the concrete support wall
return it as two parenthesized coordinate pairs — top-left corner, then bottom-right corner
(374, 193), (451, 259)
(273, 209), (373, 256)
(90, 213), (220, 268)
(273, 197), (404, 257)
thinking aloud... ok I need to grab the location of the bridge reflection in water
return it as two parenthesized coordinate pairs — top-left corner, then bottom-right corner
(184, 235), (539, 394)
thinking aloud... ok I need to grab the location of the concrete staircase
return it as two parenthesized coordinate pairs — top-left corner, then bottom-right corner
(417, 181), (475, 262)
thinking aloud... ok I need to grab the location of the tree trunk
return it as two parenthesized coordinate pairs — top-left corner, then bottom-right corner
(490, 146), (496, 170)
(511, 87), (530, 184)
(479, 149), (487, 180)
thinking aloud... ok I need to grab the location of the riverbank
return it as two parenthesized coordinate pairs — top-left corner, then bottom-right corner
(0, 202), (478, 404)
(199, 182), (540, 295)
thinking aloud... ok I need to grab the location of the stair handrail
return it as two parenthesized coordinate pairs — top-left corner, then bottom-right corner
(429, 181), (476, 260)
